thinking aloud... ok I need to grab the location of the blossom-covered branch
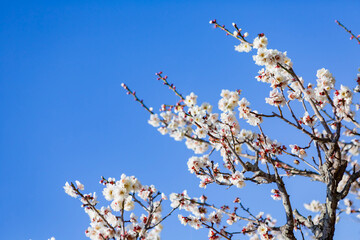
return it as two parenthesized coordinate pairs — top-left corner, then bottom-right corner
(119, 20), (360, 240)
(64, 175), (179, 240)
(66, 19), (360, 240)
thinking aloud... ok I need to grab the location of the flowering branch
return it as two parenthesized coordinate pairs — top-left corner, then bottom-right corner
(67, 19), (360, 240)
(64, 175), (179, 240)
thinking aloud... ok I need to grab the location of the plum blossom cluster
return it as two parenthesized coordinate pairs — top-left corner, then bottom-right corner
(139, 74), (293, 191)
(298, 112), (317, 127)
(270, 189), (281, 201)
(170, 191), (281, 240)
(333, 85), (353, 120)
(304, 200), (323, 213)
(64, 175), (179, 240)
(115, 20), (360, 240)
(289, 145), (307, 159)
(238, 97), (263, 126)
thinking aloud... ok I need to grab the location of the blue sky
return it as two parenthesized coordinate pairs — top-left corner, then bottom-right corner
(1, 0), (360, 239)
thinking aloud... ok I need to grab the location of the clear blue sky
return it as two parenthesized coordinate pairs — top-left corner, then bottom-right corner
(1, 1), (360, 239)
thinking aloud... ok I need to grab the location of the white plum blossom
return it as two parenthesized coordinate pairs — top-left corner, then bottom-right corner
(185, 137), (209, 154)
(75, 180), (84, 190)
(187, 155), (210, 174)
(334, 85), (353, 120)
(218, 89), (240, 112)
(201, 102), (213, 113)
(253, 35), (268, 49)
(290, 144), (307, 158)
(316, 68), (335, 92)
(194, 127), (207, 138)
(300, 112), (317, 127)
(238, 97), (263, 126)
(64, 182), (77, 198)
(230, 171), (246, 188)
(304, 200), (323, 212)
(208, 210), (223, 225)
(265, 88), (286, 107)
(270, 189), (281, 200)
(185, 92), (198, 107)
(148, 114), (161, 127)
(235, 42), (252, 53)
(253, 48), (290, 68)
(257, 224), (268, 235)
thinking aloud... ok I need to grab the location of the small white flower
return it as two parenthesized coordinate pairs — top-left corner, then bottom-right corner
(75, 180), (84, 190)
(64, 182), (77, 198)
(148, 114), (160, 127)
(235, 42), (252, 53)
(185, 92), (198, 107)
(304, 200), (322, 212)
